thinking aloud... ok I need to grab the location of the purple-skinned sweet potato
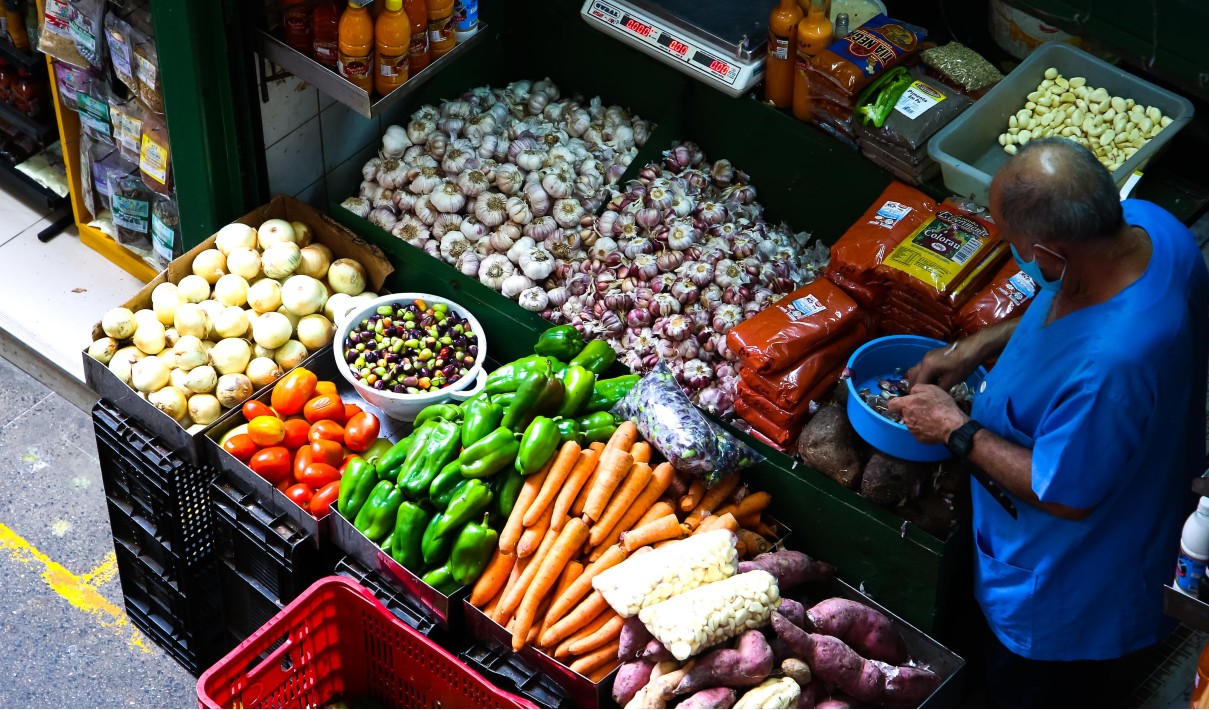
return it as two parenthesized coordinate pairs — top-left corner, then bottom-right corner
(613, 659), (656, 706)
(675, 688), (739, 709)
(737, 550), (835, 591)
(815, 696), (855, 708)
(620, 616), (654, 660)
(673, 630), (774, 696)
(642, 638), (675, 662)
(797, 679), (824, 708)
(804, 598), (908, 664)
(778, 598), (807, 629)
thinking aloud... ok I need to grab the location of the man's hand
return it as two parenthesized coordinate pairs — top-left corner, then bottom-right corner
(886, 384), (969, 445)
(906, 341), (982, 391)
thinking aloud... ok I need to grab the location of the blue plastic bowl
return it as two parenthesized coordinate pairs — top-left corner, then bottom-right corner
(845, 335), (987, 462)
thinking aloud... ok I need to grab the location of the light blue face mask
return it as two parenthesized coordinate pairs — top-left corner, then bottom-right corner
(1010, 243), (1067, 292)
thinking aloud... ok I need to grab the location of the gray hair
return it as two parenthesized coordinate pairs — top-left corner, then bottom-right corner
(994, 137), (1124, 243)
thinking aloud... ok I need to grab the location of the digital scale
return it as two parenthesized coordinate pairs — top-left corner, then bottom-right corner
(580, 0), (769, 98)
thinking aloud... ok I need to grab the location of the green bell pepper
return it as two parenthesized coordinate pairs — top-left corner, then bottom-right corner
(422, 512), (456, 566)
(461, 396), (504, 449)
(857, 66), (913, 128)
(412, 403), (462, 429)
(501, 364), (565, 432)
(533, 325), (586, 362)
(337, 456), (378, 521)
(517, 416), (560, 475)
(450, 514), (499, 586)
(556, 365), (595, 418)
(578, 411), (622, 445)
(459, 426), (520, 479)
(569, 339), (616, 375)
(353, 481), (405, 543)
(493, 468), (526, 520)
(490, 392), (516, 409)
(485, 355), (565, 395)
(555, 418), (581, 445)
(582, 375), (641, 413)
(399, 420), (462, 498)
(421, 564), (460, 595)
(435, 479), (493, 538)
(427, 460), (465, 507)
(374, 436), (413, 478)
(389, 501), (431, 572)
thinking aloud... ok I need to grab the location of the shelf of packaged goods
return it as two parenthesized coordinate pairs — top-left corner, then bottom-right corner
(0, 100), (58, 142)
(0, 39), (42, 72)
(0, 156), (65, 207)
(254, 25), (489, 118)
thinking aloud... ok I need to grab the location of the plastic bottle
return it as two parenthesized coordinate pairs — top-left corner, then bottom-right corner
(312, 1), (341, 69)
(374, 0), (410, 96)
(0, 60), (13, 104)
(453, 0), (478, 43)
(791, 0), (832, 122)
(404, 0), (430, 74)
(338, 1), (374, 93)
(1175, 497), (1209, 596)
(11, 69), (39, 118)
(427, 0), (455, 58)
(834, 12), (850, 39)
(764, 0), (802, 109)
(5, 0), (28, 51)
(282, 0), (313, 56)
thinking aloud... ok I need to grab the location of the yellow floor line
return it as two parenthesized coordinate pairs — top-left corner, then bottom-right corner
(0, 523), (151, 653)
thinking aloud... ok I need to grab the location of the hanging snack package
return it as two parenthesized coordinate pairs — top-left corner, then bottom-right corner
(109, 93), (143, 163)
(69, 0), (107, 70)
(808, 15), (927, 96)
(104, 12), (138, 96)
(956, 258), (1038, 336)
(150, 193), (180, 269)
(874, 202), (1000, 300)
(139, 109), (172, 194)
(739, 322), (869, 411)
(109, 170), (154, 256)
(614, 362), (763, 484)
(79, 132), (112, 216)
(134, 38), (164, 114)
(41, 0), (89, 67)
(826, 181), (937, 289)
(53, 61), (92, 112)
(726, 279), (859, 374)
(77, 79), (114, 144)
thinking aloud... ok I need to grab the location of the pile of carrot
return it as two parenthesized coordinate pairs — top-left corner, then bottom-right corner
(468, 421), (782, 682)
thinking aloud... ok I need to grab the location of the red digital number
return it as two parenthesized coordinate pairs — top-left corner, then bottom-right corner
(625, 18), (652, 37)
(709, 60), (730, 75)
(669, 40), (688, 56)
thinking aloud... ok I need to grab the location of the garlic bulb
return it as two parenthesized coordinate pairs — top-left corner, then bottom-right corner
(381, 124), (411, 159)
(506, 196), (533, 225)
(478, 253), (515, 290)
(519, 246), (555, 280)
(430, 182), (466, 213)
(500, 273), (534, 299)
(518, 286), (549, 312)
(507, 236), (536, 264)
(439, 231), (472, 262)
(474, 192), (508, 227)
(456, 169), (490, 197)
(409, 167), (442, 195)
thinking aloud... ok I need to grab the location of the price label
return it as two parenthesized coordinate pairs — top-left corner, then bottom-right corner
(894, 81), (946, 120)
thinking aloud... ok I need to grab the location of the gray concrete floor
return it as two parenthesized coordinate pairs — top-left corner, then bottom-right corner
(0, 354), (196, 708)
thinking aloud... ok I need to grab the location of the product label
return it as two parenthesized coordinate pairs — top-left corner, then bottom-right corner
(135, 53), (158, 90)
(823, 15), (926, 81)
(44, 0), (71, 36)
(1177, 549), (1208, 594)
(69, 11), (97, 54)
(338, 52), (372, 79)
(1006, 271), (1037, 302)
(883, 210), (994, 291)
(787, 294), (826, 320)
(112, 194), (150, 233)
(894, 80), (946, 119)
(140, 134), (169, 185)
(377, 51), (408, 80)
(106, 30), (134, 84)
(409, 32), (429, 61)
(152, 211), (174, 258)
(112, 108), (142, 155)
(283, 10), (309, 35)
(768, 32), (790, 61)
(314, 40), (338, 66)
(872, 200), (912, 228)
(454, 0), (478, 32)
(428, 15), (453, 44)
(76, 92), (111, 137)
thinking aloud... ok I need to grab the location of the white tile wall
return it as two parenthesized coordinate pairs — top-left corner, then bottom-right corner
(294, 177), (329, 209)
(261, 74), (321, 149)
(319, 102), (383, 173)
(266, 114), (324, 198)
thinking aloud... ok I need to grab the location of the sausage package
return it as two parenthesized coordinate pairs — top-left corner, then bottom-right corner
(827, 182), (937, 288)
(956, 259), (1038, 336)
(739, 322), (869, 411)
(808, 15), (927, 97)
(726, 279), (859, 374)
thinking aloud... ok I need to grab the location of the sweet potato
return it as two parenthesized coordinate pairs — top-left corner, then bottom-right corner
(738, 550), (835, 591)
(676, 688), (739, 709)
(641, 638), (675, 662)
(673, 630), (774, 696)
(613, 659), (656, 706)
(797, 679), (824, 708)
(804, 598), (908, 664)
(860, 453), (925, 507)
(781, 658), (812, 687)
(777, 598), (807, 629)
(769, 636), (796, 664)
(620, 616), (654, 660)
(871, 660), (944, 707)
(797, 404), (862, 488)
(815, 696), (854, 709)
(627, 661), (696, 710)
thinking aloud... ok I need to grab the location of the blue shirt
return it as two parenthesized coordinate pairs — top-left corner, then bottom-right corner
(970, 200), (1209, 661)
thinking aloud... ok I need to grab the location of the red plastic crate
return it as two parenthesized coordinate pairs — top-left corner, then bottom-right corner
(197, 576), (533, 709)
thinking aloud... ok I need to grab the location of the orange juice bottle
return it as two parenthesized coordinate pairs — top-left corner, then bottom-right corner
(375, 0), (410, 95)
(338, 1), (374, 92)
(765, 0), (802, 109)
(792, 0), (832, 121)
(427, 0), (455, 58)
(404, 0), (430, 74)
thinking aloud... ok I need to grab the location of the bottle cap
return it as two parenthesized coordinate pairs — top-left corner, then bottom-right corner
(1198, 497), (1209, 515)
(385, 0), (402, 10)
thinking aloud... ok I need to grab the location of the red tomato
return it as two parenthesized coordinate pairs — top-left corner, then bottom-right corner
(247, 416), (286, 447)
(314, 381), (339, 397)
(310, 439), (345, 468)
(250, 446), (292, 484)
(222, 434), (257, 462)
(294, 445), (315, 479)
(308, 420), (346, 444)
(274, 477), (296, 493)
(242, 400), (276, 422)
(272, 368), (318, 415)
(303, 394), (347, 424)
(282, 418), (311, 450)
(339, 455), (356, 475)
(309, 481), (341, 517)
(285, 483), (314, 509)
(344, 403), (365, 421)
(298, 462), (341, 488)
(343, 412), (381, 453)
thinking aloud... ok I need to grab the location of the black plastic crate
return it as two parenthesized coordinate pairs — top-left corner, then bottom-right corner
(106, 497), (190, 591)
(124, 593), (222, 676)
(210, 476), (331, 603)
(93, 399), (217, 566)
(333, 556), (439, 637)
(459, 636), (573, 709)
(216, 557), (284, 644)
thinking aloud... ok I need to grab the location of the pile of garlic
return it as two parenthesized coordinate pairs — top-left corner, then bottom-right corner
(997, 67), (1172, 171)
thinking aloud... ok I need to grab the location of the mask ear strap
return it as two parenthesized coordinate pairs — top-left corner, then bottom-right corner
(1035, 244), (1068, 282)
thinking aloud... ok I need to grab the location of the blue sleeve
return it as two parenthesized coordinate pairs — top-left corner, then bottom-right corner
(1030, 378), (1151, 509)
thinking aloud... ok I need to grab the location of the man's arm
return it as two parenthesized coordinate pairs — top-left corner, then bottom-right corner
(967, 428), (1093, 521)
(908, 318), (1021, 389)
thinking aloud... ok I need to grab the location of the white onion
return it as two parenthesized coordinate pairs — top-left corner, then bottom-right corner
(169, 367), (190, 391)
(291, 221), (314, 247)
(185, 365), (218, 394)
(215, 223), (258, 254)
(323, 292), (354, 323)
(274, 340), (308, 370)
(88, 337), (119, 364)
(257, 219), (298, 249)
(102, 307), (137, 339)
(214, 306), (250, 339)
(282, 275), (327, 316)
(252, 312), (293, 350)
(213, 274), (250, 307)
(192, 249), (227, 284)
(226, 247), (262, 280)
(209, 338), (252, 375)
(172, 335), (207, 371)
(188, 394), (222, 425)
(262, 243), (302, 280)
(328, 258), (367, 295)
(215, 374), (253, 408)
(130, 357), (171, 393)
(296, 314), (334, 350)
(247, 279), (283, 314)
(198, 300), (225, 340)
(177, 275), (212, 303)
(132, 319), (167, 355)
(174, 303), (210, 340)
(276, 305), (301, 332)
(151, 282), (179, 303)
(297, 244), (332, 279)
(108, 346), (145, 384)
(253, 344), (276, 359)
(246, 357), (283, 388)
(164, 328), (180, 347)
(149, 386), (188, 421)
(153, 293), (181, 326)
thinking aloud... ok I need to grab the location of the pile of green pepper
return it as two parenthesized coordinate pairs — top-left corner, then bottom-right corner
(334, 325), (640, 596)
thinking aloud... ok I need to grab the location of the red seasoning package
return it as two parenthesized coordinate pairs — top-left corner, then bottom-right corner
(956, 259), (1038, 336)
(740, 322), (869, 411)
(734, 397), (801, 450)
(737, 367), (842, 431)
(727, 279), (859, 374)
(828, 181), (937, 287)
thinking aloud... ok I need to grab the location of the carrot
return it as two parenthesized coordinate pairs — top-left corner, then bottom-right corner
(553, 608), (612, 659)
(570, 640), (621, 676)
(517, 511), (552, 558)
(606, 421), (637, 451)
(551, 447), (600, 530)
(629, 441), (652, 464)
(694, 515), (719, 534)
(666, 472), (690, 500)
(482, 586), (503, 618)
(635, 500), (676, 529)
(567, 613), (624, 655)
(589, 441), (606, 452)
(540, 590), (610, 647)
(594, 463), (676, 549)
(589, 462), (653, 546)
(737, 511), (762, 529)
(588, 664), (615, 683)
(737, 528), (773, 557)
(545, 544), (627, 627)
(571, 469), (599, 517)
(711, 512), (741, 534)
(499, 461), (552, 555)
(469, 550), (515, 607)
(622, 513), (686, 552)
(512, 518), (590, 650)
(685, 474), (740, 528)
(525, 441), (582, 528)
(736, 539), (748, 558)
(494, 527), (558, 624)
(652, 539), (679, 549)
(717, 491), (771, 521)
(583, 448), (635, 522)
(754, 520), (780, 540)
(539, 560), (584, 644)
(679, 479), (706, 512)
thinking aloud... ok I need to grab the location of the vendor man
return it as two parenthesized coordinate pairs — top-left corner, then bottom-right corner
(889, 138), (1208, 708)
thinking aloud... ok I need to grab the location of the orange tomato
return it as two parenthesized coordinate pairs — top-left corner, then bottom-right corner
(310, 439), (345, 468)
(294, 444), (316, 479)
(308, 420), (346, 444)
(298, 462), (341, 488)
(248, 416), (286, 447)
(282, 418), (311, 450)
(314, 381), (339, 397)
(344, 403), (365, 421)
(222, 434), (257, 462)
(250, 446), (292, 484)
(343, 412), (381, 453)
(272, 367), (318, 415)
(303, 394), (347, 424)
(285, 483), (314, 509)
(243, 400), (276, 422)
(309, 481), (341, 517)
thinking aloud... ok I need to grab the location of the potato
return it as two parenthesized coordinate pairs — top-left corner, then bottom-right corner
(797, 404), (862, 488)
(859, 453), (926, 507)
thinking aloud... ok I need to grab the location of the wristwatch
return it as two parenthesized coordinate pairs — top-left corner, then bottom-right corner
(946, 420), (984, 458)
